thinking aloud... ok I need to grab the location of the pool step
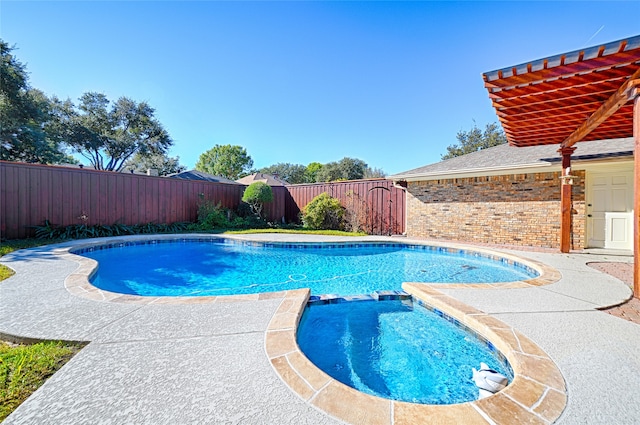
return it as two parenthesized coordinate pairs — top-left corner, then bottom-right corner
(307, 291), (411, 306)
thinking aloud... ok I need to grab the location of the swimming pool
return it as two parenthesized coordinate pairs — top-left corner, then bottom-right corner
(76, 239), (538, 297)
(297, 297), (513, 404)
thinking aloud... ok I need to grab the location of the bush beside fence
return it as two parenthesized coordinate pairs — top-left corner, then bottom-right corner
(285, 180), (405, 235)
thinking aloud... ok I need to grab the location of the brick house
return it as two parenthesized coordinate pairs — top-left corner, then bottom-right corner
(388, 138), (635, 250)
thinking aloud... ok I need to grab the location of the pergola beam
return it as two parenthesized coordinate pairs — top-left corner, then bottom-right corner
(488, 67), (636, 100)
(493, 86), (620, 110)
(561, 70), (640, 148)
(484, 50), (640, 89)
(504, 117), (631, 138)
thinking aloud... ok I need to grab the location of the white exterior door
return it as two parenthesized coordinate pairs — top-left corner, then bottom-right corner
(586, 170), (634, 249)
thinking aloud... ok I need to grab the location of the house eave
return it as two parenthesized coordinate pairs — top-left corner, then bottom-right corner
(388, 154), (634, 183)
(388, 162), (554, 182)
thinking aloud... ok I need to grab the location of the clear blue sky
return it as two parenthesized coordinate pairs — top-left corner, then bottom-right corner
(2, 1), (639, 175)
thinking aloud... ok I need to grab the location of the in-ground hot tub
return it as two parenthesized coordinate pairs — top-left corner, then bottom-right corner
(297, 294), (513, 404)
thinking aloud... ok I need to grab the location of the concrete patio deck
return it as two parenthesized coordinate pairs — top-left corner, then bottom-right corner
(1, 234), (638, 424)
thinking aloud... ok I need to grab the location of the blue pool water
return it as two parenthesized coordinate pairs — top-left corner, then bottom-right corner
(297, 298), (513, 404)
(80, 240), (537, 297)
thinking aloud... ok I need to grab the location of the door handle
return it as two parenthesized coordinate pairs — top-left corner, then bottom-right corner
(587, 214), (592, 217)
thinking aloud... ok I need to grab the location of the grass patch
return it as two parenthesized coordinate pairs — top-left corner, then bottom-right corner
(0, 265), (14, 281)
(224, 228), (368, 236)
(0, 340), (84, 421)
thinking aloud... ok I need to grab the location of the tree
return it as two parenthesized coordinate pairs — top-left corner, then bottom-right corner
(51, 92), (173, 171)
(195, 144), (253, 180)
(0, 40), (73, 164)
(241, 181), (273, 218)
(364, 166), (386, 179)
(305, 162), (323, 183)
(315, 157), (367, 182)
(441, 122), (507, 160)
(314, 162), (342, 182)
(123, 152), (186, 176)
(259, 163), (307, 184)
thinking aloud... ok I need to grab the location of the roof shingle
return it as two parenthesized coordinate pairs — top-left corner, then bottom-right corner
(389, 137), (634, 180)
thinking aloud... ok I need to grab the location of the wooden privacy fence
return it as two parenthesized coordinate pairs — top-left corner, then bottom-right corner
(285, 179), (405, 235)
(0, 161), (244, 239)
(1, 162), (405, 239)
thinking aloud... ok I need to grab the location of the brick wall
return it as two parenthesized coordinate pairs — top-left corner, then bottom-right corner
(405, 171), (585, 249)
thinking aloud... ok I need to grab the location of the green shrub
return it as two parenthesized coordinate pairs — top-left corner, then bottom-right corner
(301, 192), (345, 230)
(228, 215), (268, 230)
(241, 182), (273, 218)
(31, 220), (191, 240)
(236, 201), (254, 218)
(197, 201), (230, 229)
(229, 217), (248, 229)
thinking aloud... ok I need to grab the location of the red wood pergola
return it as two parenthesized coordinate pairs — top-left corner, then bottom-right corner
(482, 35), (640, 297)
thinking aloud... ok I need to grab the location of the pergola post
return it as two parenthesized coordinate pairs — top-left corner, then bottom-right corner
(559, 146), (577, 253)
(634, 96), (640, 298)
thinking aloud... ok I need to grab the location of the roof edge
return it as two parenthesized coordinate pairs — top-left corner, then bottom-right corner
(389, 154), (634, 182)
(388, 162), (553, 182)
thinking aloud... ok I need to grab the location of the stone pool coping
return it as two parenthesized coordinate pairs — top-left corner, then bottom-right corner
(265, 284), (567, 425)
(53, 234), (561, 304)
